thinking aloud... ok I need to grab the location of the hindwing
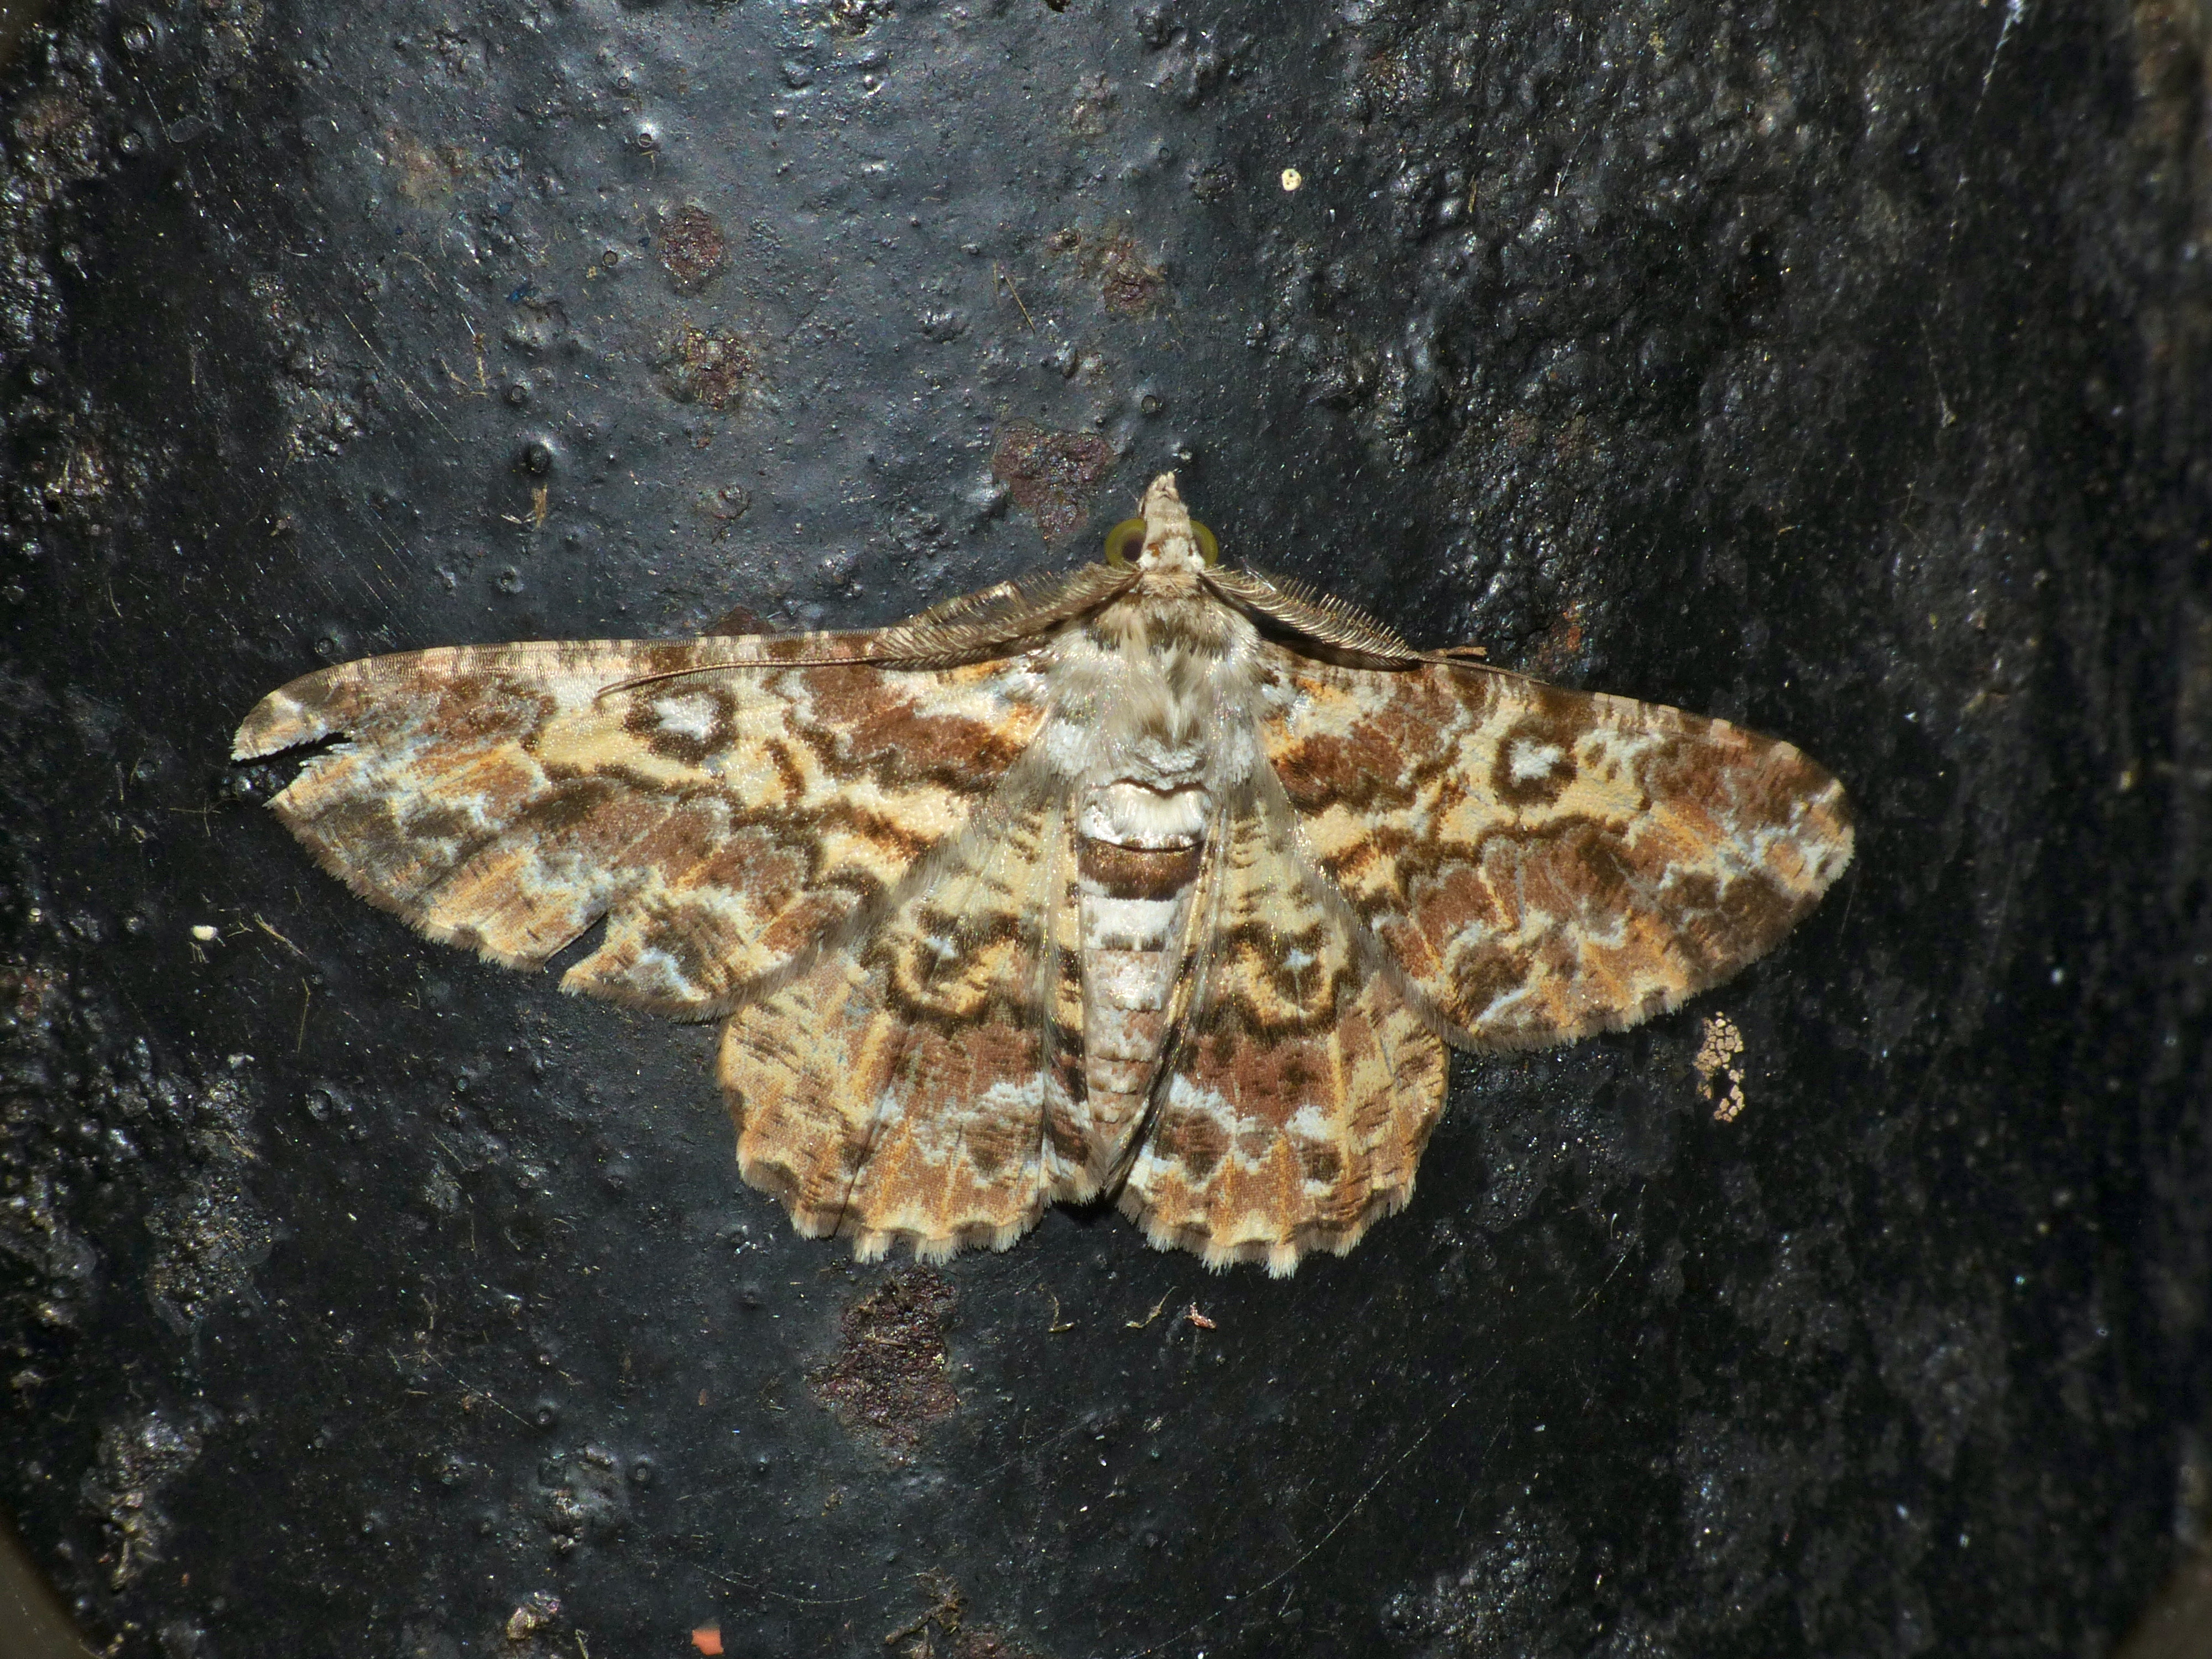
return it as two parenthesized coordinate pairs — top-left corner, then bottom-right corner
(717, 766), (1082, 1261)
(1120, 774), (1449, 1276)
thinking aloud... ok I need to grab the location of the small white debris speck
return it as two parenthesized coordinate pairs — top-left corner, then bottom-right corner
(1279, 167), (1303, 192)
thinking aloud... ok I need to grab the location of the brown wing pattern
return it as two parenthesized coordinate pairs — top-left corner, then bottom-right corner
(717, 772), (1080, 1261)
(233, 635), (1047, 1013)
(1259, 651), (1855, 1047)
(1119, 776), (1449, 1276)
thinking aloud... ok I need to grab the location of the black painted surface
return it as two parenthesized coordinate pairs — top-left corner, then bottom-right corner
(2, 1), (2207, 1656)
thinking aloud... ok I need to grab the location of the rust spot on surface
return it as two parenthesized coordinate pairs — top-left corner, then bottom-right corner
(706, 601), (765, 636)
(1067, 72), (1117, 138)
(1520, 597), (1592, 680)
(825, 0), (894, 35)
(808, 1269), (958, 1455)
(1048, 225), (1170, 316)
(656, 323), (755, 410)
(658, 202), (727, 292)
(0, 960), (62, 1027)
(990, 421), (1116, 543)
(384, 129), (472, 202)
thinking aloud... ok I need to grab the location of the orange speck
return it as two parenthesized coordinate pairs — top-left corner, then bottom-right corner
(691, 1627), (723, 1656)
(1186, 1303), (1215, 1331)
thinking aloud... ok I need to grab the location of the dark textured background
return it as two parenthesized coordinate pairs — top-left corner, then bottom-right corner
(2, 0), (2208, 1655)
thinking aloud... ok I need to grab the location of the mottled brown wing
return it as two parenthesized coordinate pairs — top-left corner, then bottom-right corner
(232, 634), (1048, 1013)
(716, 769), (1082, 1261)
(1258, 651), (1855, 1047)
(1118, 775), (1449, 1277)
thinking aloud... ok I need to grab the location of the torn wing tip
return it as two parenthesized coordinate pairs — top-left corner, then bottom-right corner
(232, 692), (326, 760)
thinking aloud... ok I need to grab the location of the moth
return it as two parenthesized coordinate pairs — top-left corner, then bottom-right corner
(235, 475), (1853, 1275)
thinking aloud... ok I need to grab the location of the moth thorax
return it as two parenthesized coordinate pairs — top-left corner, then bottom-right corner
(1091, 586), (1233, 657)
(1144, 589), (1234, 652)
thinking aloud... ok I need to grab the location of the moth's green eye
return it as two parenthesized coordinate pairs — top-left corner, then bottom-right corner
(1104, 517), (1217, 566)
(1104, 518), (1147, 567)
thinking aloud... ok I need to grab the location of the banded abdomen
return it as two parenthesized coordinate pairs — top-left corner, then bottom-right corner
(1071, 779), (1209, 1183)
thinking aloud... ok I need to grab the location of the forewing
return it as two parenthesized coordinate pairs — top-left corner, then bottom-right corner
(1259, 652), (1854, 1046)
(233, 634), (1047, 1011)
(1119, 776), (1449, 1277)
(717, 769), (1079, 1261)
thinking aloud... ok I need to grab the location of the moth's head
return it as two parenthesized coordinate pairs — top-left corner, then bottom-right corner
(1104, 472), (1219, 572)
